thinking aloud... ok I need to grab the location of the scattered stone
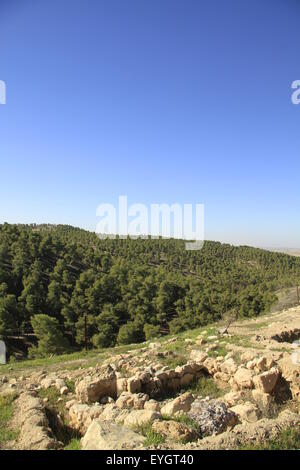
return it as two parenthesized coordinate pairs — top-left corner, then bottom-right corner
(253, 368), (280, 394)
(252, 389), (273, 411)
(127, 376), (142, 394)
(76, 366), (117, 403)
(69, 403), (103, 434)
(230, 402), (259, 423)
(161, 392), (194, 416)
(116, 392), (149, 410)
(190, 350), (208, 363)
(123, 409), (161, 427)
(223, 391), (244, 407)
(233, 367), (254, 389)
(144, 399), (161, 412)
(60, 386), (68, 395)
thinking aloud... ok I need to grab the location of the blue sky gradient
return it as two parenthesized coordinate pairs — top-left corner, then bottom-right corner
(0, 0), (300, 247)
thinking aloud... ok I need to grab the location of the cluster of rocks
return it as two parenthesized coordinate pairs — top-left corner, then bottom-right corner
(3, 309), (299, 451)
(75, 361), (206, 404)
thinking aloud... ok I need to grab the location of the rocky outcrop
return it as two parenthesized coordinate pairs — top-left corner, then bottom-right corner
(161, 392), (195, 416)
(253, 368), (280, 394)
(230, 402), (259, 423)
(81, 420), (146, 450)
(116, 392), (149, 410)
(123, 409), (161, 427)
(76, 366), (117, 403)
(68, 403), (103, 434)
(232, 367), (254, 390)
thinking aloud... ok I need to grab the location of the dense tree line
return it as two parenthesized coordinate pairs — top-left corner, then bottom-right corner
(0, 223), (299, 357)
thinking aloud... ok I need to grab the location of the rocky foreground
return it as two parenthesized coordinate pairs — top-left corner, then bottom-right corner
(0, 306), (299, 450)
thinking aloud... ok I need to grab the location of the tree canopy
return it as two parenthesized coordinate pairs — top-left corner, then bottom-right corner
(0, 223), (299, 356)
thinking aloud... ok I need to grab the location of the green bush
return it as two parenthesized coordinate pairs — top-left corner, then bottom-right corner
(29, 314), (70, 358)
(117, 322), (143, 345)
(144, 323), (161, 340)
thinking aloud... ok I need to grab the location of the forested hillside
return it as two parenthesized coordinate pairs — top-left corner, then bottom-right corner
(1, 223), (299, 357)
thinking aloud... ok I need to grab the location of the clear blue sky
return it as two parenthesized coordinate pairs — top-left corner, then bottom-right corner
(0, 0), (300, 247)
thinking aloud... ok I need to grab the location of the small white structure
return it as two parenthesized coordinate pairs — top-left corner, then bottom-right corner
(0, 340), (6, 365)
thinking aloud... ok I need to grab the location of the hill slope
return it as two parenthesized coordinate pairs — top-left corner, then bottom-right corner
(1, 223), (300, 358)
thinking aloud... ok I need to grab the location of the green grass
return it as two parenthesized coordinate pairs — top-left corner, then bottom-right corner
(64, 438), (81, 450)
(189, 376), (226, 398)
(37, 386), (81, 447)
(1, 341), (146, 373)
(37, 386), (62, 407)
(160, 354), (187, 369)
(0, 393), (19, 446)
(65, 379), (75, 393)
(239, 428), (300, 450)
(207, 345), (227, 358)
(133, 422), (165, 447)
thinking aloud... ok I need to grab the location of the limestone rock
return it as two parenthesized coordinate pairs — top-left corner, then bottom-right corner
(123, 409), (161, 427)
(116, 392), (149, 410)
(68, 403), (103, 433)
(127, 376), (142, 394)
(75, 367), (117, 403)
(253, 368), (280, 394)
(222, 391), (244, 407)
(220, 358), (238, 375)
(60, 386), (68, 395)
(81, 420), (145, 450)
(230, 402), (259, 423)
(144, 399), (161, 412)
(190, 350), (208, 363)
(161, 392), (194, 416)
(252, 389), (273, 411)
(233, 367), (254, 389)
(116, 378), (127, 396)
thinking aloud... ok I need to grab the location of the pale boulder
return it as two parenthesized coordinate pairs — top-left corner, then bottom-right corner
(127, 376), (142, 394)
(75, 367), (117, 403)
(69, 403), (103, 434)
(223, 391), (244, 407)
(253, 368), (280, 394)
(230, 402), (259, 423)
(116, 392), (149, 410)
(144, 399), (161, 412)
(124, 409), (161, 427)
(233, 367), (254, 389)
(161, 392), (194, 416)
(81, 420), (145, 450)
(252, 389), (273, 411)
(190, 350), (208, 363)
